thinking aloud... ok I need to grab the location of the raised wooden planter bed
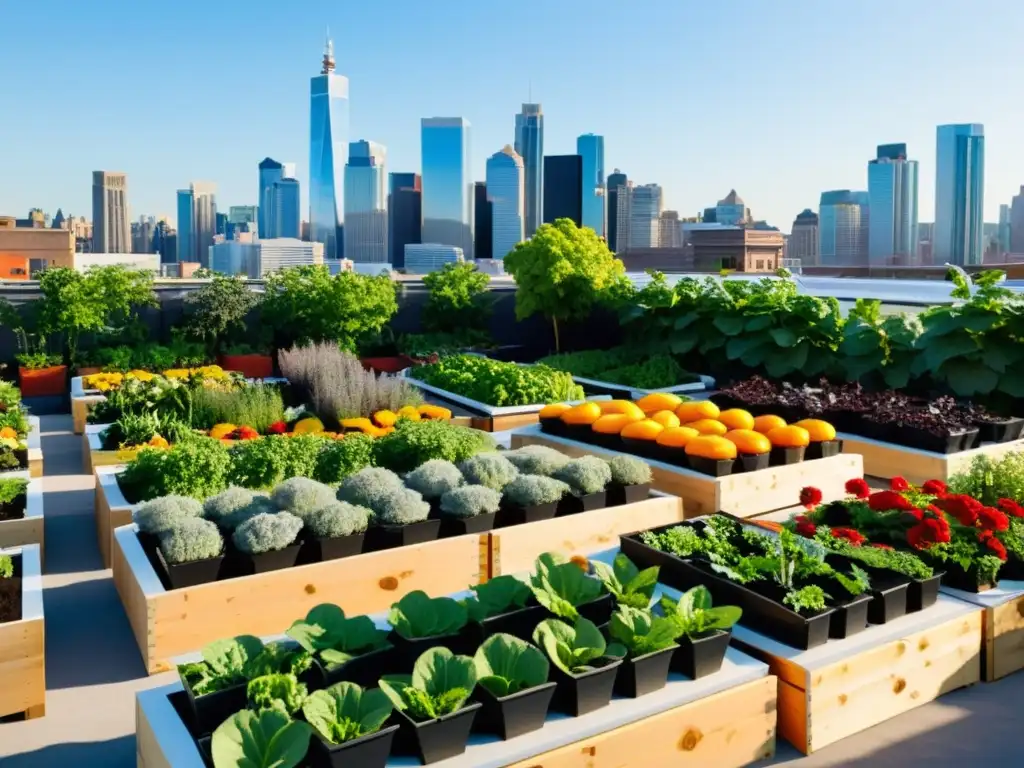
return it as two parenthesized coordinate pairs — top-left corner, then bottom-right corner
(511, 424), (862, 518)
(112, 523), (488, 675)
(82, 424), (139, 475)
(0, 543), (45, 720)
(25, 415), (42, 478)
(135, 646), (775, 768)
(0, 476), (44, 563)
(940, 580), (1024, 682)
(94, 465), (135, 569)
(566, 372), (715, 401)
(70, 375), (107, 435)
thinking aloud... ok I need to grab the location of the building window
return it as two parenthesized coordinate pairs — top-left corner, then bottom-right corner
(756, 259), (764, 270)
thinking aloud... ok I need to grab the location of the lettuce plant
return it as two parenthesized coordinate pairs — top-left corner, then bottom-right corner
(461, 575), (532, 623)
(387, 590), (468, 640)
(379, 647), (477, 722)
(474, 633), (549, 697)
(529, 553), (606, 622)
(178, 635), (264, 696)
(607, 605), (681, 658)
(302, 682), (393, 745)
(532, 618), (616, 676)
(591, 554), (659, 610)
(247, 673), (308, 715)
(211, 708), (311, 768)
(657, 586), (742, 638)
(286, 604), (390, 668)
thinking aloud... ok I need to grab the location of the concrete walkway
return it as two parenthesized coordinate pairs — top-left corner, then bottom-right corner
(0, 414), (1021, 767)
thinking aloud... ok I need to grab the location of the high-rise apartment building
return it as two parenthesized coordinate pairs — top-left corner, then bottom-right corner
(577, 134), (605, 236)
(421, 117), (474, 259)
(934, 124), (985, 266)
(788, 209), (819, 266)
(474, 182), (492, 261)
(999, 203), (1012, 254)
(175, 182), (216, 265)
(819, 190), (868, 265)
(176, 189), (193, 264)
(343, 140), (388, 263)
(131, 216), (155, 254)
(658, 211), (682, 248)
(309, 37), (349, 259)
(1010, 188), (1024, 254)
(867, 143), (919, 264)
(514, 104), (544, 237)
(486, 145), (524, 260)
(388, 173), (421, 269)
(543, 155), (583, 226)
(607, 170), (628, 252)
(628, 184), (663, 249)
(92, 171), (130, 253)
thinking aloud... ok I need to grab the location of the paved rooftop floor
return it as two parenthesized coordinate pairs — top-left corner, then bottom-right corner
(0, 415), (1021, 766)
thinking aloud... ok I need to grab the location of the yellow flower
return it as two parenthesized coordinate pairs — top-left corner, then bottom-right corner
(163, 368), (189, 379)
(209, 423), (237, 440)
(341, 417), (374, 433)
(148, 435), (169, 448)
(373, 410), (397, 427)
(397, 406), (422, 422)
(418, 404), (452, 420)
(0, 427), (15, 440)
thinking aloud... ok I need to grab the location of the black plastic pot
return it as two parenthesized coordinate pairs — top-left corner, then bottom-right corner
(867, 578), (910, 625)
(906, 572), (944, 612)
(184, 679), (247, 736)
(671, 630), (730, 679)
(605, 482), (651, 507)
(805, 440), (842, 461)
(897, 426), (972, 454)
(308, 724), (399, 768)
(556, 490), (607, 516)
(622, 437), (658, 460)
(566, 592), (614, 628)
(618, 522), (697, 577)
(976, 417), (1024, 444)
(478, 603), (546, 642)
(939, 562), (994, 593)
(390, 702), (482, 764)
(548, 657), (622, 716)
(196, 735), (213, 767)
(388, 624), (480, 672)
(317, 645), (395, 688)
(539, 417), (567, 437)
(13, 447), (28, 470)
(439, 510), (496, 538)
(232, 542), (301, 576)
(363, 519), (441, 552)
(155, 547), (225, 590)
(495, 500), (558, 528)
(137, 530), (162, 561)
(769, 445), (806, 466)
(651, 443), (688, 468)
(735, 453), (770, 473)
(298, 532), (365, 565)
(827, 593), (872, 639)
(473, 682), (556, 740)
(0, 491), (26, 522)
(612, 645), (676, 698)
(564, 424), (596, 444)
(590, 432), (624, 451)
(686, 455), (735, 477)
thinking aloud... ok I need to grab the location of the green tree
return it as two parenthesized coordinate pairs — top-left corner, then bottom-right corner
(184, 274), (262, 354)
(37, 267), (106, 364)
(86, 265), (158, 334)
(421, 262), (493, 335)
(503, 219), (626, 351)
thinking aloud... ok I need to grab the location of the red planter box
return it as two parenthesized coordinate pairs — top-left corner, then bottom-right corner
(219, 354), (274, 379)
(19, 365), (68, 397)
(360, 355), (413, 374)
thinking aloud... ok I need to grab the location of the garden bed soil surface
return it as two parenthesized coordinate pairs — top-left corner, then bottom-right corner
(0, 554), (22, 624)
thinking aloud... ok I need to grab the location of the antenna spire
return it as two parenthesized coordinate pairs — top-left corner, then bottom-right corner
(322, 28), (335, 74)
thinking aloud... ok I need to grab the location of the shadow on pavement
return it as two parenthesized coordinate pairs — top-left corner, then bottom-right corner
(0, 736), (135, 768)
(42, 493), (104, 575)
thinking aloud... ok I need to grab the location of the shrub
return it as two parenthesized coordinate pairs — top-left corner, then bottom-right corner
(232, 512), (303, 555)
(372, 419), (496, 474)
(119, 436), (231, 503)
(133, 495), (204, 535)
(160, 518), (225, 564)
(336, 468), (405, 513)
(373, 488), (430, 526)
(305, 501), (372, 539)
(277, 343), (421, 427)
(0, 477), (28, 505)
(190, 384), (285, 434)
(227, 435), (325, 490)
(312, 434), (375, 486)
(421, 262), (494, 334)
(404, 460), (463, 500)
(458, 452), (519, 491)
(553, 456), (612, 496)
(607, 455), (653, 486)
(183, 274), (262, 355)
(440, 485), (501, 519)
(503, 445), (570, 475)
(414, 354), (583, 407)
(204, 487), (278, 531)
(271, 478), (337, 519)
(503, 475), (570, 507)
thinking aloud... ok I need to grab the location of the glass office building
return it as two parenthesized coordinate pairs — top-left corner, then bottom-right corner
(404, 243), (463, 275)
(309, 38), (349, 259)
(271, 178), (300, 239)
(934, 124), (985, 265)
(486, 145), (524, 259)
(421, 117), (473, 259)
(515, 104), (544, 237)
(607, 169), (628, 252)
(867, 143), (919, 264)
(819, 190), (869, 265)
(576, 134), (605, 236)
(344, 140), (388, 263)
(388, 173), (421, 269)
(543, 155), (583, 226)
(175, 189), (193, 263)
(258, 158), (283, 239)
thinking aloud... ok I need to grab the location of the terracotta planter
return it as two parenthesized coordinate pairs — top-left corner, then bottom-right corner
(77, 366), (102, 377)
(218, 354), (274, 379)
(360, 355), (413, 374)
(19, 365), (67, 397)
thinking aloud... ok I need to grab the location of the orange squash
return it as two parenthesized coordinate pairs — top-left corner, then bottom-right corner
(561, 402), (602, 425)
(620, 419), (665, 441)
(675, 400), (720, 423)
(636, 392), (684, 414)
(540, 403), (571, 419)
(683, 418), (728, 436)
(592, 414), (633, 434)
(649, 410), (681, 429)
(685, 435), (738, 460)
(766, 425), (810, 448)
(752, 414), (787, 434)
(598, 400), (646, 420)
(719, 408), (755, 431)
(724, 429), (771, 455)
(793, 418), (837, 442)
(656, 426), (700, 448)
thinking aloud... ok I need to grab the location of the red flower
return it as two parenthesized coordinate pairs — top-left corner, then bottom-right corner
(267, 421), (287, 434)
(921, 479), (948, 497)
(980, 532), (1008, 561)
(907, 517), (951, 549)
(237, 426), (260, 440)
(934, 494), (980, 527)
(794, 515), (817, 538)
(845, 478), (870, 499)
(890, 476), (910, 492)
(901, 507), (924, 523)
(870, 542), (894, 550)
(799, 486), (823, 509)
(831, 527), (866, 546)
(998, 498), (1024, 518)
(977, 506), (1010, 532)
(868, 490), (913, 512)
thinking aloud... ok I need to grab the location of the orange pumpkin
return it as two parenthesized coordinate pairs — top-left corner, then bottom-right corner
(685, 435), (738, 460)
(592, 414), (634, 434)
(766, 425), (810, 448)
(540, 403), (571, 419)
(719, 408), (755, 431)
(793, 418), (837, 442)
(683, 418), (729, 436)
(636, 392), (684, 414)
(649, 410), (681, 429)
(598, 400), (646, 421)
(675, 400), (720, 423)
(656, 426), (700, 448)
(561, 402), (602, 425)
(620, 419), (665, 441)
(724, 429), (771, 455)
(752, 414), (787, 434)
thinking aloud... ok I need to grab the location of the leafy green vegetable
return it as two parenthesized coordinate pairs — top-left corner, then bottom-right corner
(387, 591), (468, 640)
(211, 705), (311, 768)
(833, 564), (872, 596)
(247, 673), (308, 716)
(379, 647), (477, 722)
(532, 618), (616, 676)
(0, 555), (12, 579)
(462, 575), (533, 623)
(657, 585), (742, 638)
(286, 604), (390, 667)
(415, 354), (583, 407)
(529, 553), (606, 622)
(473, 633), (550, 697)
(591, 554), (660, 609)
(179, 635), (264, 696)
(301, 682), (393, 745)
(607, 605), (681, 657)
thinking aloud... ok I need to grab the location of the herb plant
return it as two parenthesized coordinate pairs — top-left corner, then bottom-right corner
(552, 456), (612, 496)
(458, 452), (519, 491)
(415, 354), (583, 407)
(159, 518), (224, 565)
(371, 419), (497, 473)
(379, 647), (477, 722)
(119, 436), (231, 503)
(231, 512), (303, 555)
(302, 682), (393, 746)
(439, 485), (502, 519)
(503, 445), (571, 475)
(591, 554), (659, 610)
(502, 474), (570, 507)
(387, 590), (468, 640)
(473, 633), (550, 697)
(133, 495), (203, 535)
(312, 434), (375, 486)
(0, 477), (28, 506)
(404, 459), (464, 500)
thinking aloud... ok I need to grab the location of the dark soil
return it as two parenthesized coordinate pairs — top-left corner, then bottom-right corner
(0, 554), (23, 624)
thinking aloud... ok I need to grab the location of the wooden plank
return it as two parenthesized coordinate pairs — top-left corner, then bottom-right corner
(113, 525), (487, 674)
(95, 465), (134, 569)
(511, 425), (861, 518)
(0, 480), (45, 562)
(474, 412), (542, 433)
(941, 581), (1024, 682)
(0, 544), (46, 719)
(839, 433), (1024, 485)
(28, 449), (42, 479)
(503, 676), (776, 768)
(72, 394), (105, 435)
(489, 495), (684, 577)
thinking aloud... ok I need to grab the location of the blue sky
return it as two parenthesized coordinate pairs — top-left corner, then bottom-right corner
(2, 0), (1023, 230)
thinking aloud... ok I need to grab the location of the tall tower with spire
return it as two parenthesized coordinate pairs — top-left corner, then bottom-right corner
(309, 32), (350, 259)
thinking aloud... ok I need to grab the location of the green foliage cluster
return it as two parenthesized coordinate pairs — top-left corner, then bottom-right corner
(189, 384), (285, 434)
(537, 346), (698, 388)
(85, 338), (212, 372)
(415, 354), (583, 407)
(0, 477), (28, 506)
(370, 418), (497, 473)
(950, 452), (1024, 506)
(421, 262), (494, 335)
(183, 275), (264, 355)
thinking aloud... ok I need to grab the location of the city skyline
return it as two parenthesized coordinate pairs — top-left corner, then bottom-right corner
(5, 1), (1024, 232)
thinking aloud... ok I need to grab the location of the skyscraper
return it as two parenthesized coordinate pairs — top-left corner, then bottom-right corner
(176, 189), (193, 263)
(789, 209), (819, 266)
(606, 169), (628, 252)
(714, 190), (749, 227)
(658, 211), (682, 248)
(486, 145), (524, 259)
(271, 177), (301, 239)
(999, 203), (1012, 254)
(175, 183), (216, 265)
(309, 36), (350, 259)
(514, 104), (544, 237)
(867, 143), (919, 264)
(388, 173), (421, 269)
(258, 158), (283, 239)
(421, 117), (473, 259)
(819, 190), (868, 265)
(92, 171), (130, 253)
(577, 134), (605, 236)
(473, 182), (492, 261)
(343, 140), (388, 263)
(1011, 188), (1024, 254)
(934, 124), (985, 265)
(628, 184), (663, 249)
(543, 155), (583, 226)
